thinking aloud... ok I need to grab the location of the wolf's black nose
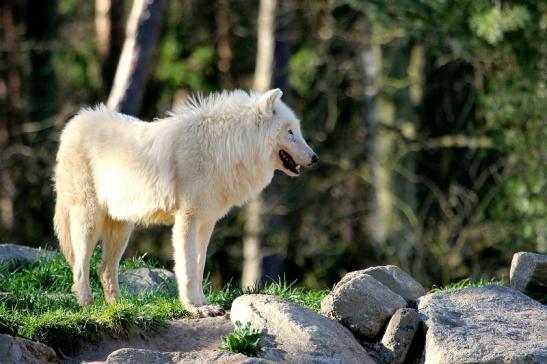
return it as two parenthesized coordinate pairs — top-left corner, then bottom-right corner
(311, 154), (319, 165)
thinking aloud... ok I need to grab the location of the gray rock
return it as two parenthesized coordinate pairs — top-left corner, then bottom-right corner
(380, 308), (421, 364)
(321, 272), (407, 339)
(337, 266), (425, 302)
(418, 285), (547, 364)
(106, 348), (252, 364)
(0, 333), (60, 364)
(510, 252), (547, 292)
(231, 294), (375, 364)
(119, 268), (177, 295)
(0, 243), (55, 265)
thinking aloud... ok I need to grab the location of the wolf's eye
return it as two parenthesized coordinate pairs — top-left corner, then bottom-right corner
(288, 130), (293, 135)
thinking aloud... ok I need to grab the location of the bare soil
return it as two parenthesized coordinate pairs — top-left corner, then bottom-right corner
(64, 314), (234, 364)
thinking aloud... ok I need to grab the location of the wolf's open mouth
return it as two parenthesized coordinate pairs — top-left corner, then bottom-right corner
(279, 150), (300, 174)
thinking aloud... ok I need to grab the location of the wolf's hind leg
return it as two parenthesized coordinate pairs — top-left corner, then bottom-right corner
(70, 205), (102, 307)
(99, 218), (133, 304)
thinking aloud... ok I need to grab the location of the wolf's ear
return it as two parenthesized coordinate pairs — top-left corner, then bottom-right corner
(259, 88), (283, 117)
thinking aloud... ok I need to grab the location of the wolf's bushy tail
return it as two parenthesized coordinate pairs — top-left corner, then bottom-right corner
(54, 201), (74, 267)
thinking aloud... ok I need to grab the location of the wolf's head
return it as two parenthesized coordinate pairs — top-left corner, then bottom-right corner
(258, 89), (318, 177)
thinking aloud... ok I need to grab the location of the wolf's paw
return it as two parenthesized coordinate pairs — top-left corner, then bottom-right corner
(198, 292), (208, 305)
(76, 293), (94, 307)
(72, 284), (94, 306)
(188, 304), (226, 318)
(104, 292), (121, 304)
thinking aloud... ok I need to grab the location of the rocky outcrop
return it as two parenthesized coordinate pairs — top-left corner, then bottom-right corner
(418, 285), (547, 364)
(119, 268), (177, 296)
(321, 271), (407, 339)
(106, 348), (254, 364)
(0, 243), (55, 265)
(0, 334), (60, 364)
(380, 308), (421, 364)
(510, 252), (547, 292)
(231, 294), (375, 364)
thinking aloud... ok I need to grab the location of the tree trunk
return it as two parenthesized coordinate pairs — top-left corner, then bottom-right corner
(95, 0), (125, 97)
(107, 0), (166, 115)
(25, 0), (57, 122)
(272, 0), (294, 100)
(261, 0), (296, 282)
(361, 17), (385, 247)
(216, 0), (233, 88)
(0, 0), (22, 231)
(241, 0), (277, 288)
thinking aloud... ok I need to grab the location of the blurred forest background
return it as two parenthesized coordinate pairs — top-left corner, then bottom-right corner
(0, 0), (545, 290)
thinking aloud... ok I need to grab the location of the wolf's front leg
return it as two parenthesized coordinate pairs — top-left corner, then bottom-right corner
(197, 221), (216, 305)
(172, 212), (224, 317)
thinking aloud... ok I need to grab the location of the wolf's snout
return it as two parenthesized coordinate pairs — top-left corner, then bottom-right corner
(309, 154), (319, 166)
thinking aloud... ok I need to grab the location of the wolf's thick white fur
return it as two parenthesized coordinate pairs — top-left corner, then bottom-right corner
(53, 89), (317, 316)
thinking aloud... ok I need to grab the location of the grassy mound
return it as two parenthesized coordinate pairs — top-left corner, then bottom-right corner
(0, 248), (327, 354)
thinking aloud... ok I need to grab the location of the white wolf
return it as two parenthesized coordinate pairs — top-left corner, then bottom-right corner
(53, 89), (318, 316)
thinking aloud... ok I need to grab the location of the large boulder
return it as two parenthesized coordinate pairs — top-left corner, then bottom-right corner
(321, 272), (407, 339)
(418, 285), (547, 364)
(106, 348), (255, 364)
(0, 334), (60, 364)
(231, 294), (375, 364)
(510, 252), (547, 292)
(119, 268), (177, 296)
(0, 243), (55, 265)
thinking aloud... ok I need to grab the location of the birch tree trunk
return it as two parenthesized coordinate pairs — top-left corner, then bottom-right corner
(241, 0), (277, 288)
(361, 17), (385, 247)
(107, 0), (166, 114)
(95, 0), (125, 97)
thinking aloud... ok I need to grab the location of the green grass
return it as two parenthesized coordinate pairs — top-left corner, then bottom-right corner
(0, 249), (186, 352)
(0, 249), (326, 354)
(220, 320), (262, 356)
(207, 277), (328, 312)
(430, 277), (547, 305)
(430, 277), (505, 293)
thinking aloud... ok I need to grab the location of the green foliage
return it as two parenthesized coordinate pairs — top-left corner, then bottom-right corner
(469, 5), (531, 45)
(430, 278), (504, 293)
(290, 47), (321, 98)
(220, 320), (262, 357)
(156, 37), (216, 91)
